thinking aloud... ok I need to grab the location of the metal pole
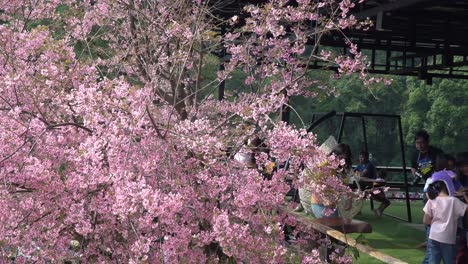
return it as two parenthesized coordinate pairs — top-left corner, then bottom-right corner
(337, 113), (346, 143)
(306, 111), (336, 133)
(218, 66), (225, 101)
(361, 117), (368, 151)
(361, 117), (374, 210)
(398, 116), (412, 223)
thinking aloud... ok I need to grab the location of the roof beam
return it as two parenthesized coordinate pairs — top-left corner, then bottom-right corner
(388, 59), (468, 74)
(354, 0), (433, 20)
(305, 64), (468, 80)
(317, 38), (468, 56)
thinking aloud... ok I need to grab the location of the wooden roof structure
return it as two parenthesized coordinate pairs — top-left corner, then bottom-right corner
(212, 0), (468, 82)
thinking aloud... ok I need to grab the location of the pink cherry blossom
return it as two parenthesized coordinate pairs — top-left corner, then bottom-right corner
(0, 0), (383, 262)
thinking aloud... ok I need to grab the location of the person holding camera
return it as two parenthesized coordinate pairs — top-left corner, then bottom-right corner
(423, 171), (468, 264)
(411, 130), (444, 186)
(411, 130), (445, 264)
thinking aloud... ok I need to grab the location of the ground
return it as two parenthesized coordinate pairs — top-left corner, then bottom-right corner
(353, 201), (426, 264)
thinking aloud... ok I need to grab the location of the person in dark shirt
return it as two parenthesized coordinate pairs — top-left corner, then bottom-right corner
(455, 152), (468, 190)
(411, 130), (444, 185)
(412, 130), (444, 264)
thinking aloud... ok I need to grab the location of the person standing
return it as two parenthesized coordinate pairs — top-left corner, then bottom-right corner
(411, 130), (444, 186)
(411, 130), (443, 264)
(423, 171), (468, 264)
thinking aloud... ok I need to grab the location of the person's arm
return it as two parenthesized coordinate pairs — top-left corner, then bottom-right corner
(361, 168), (369, 178)
(360, 163), (379, 181)
(353, 164), (360, 173)
(463, 192), (468, 204)
(423, 200), (432, 225)
(423, 213), (433, 225)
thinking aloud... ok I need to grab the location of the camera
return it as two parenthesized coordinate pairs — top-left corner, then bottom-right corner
(411, 171), (424, 186)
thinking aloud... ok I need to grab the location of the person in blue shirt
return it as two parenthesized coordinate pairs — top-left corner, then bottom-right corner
(354, 150), (377, 180)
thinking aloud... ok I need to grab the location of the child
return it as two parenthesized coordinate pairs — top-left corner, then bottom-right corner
(423, 171), (468, 264)
(310, 143), (352, 218)
(421, 154), (457, 264)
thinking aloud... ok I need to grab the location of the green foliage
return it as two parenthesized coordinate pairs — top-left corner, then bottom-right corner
(74, 25), (111, 61)
(403, 77), (468, 154)
(288, 73), (467, 165)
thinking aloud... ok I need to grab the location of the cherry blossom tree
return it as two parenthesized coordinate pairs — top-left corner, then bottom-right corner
(0, 0), (380, 262)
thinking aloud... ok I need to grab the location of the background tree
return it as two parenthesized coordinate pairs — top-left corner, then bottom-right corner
(289, 72), (467, 171)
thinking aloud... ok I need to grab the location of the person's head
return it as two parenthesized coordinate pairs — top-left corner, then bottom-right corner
(430, 171), (456, 197)
(331, 143), (352, 168)
(359, 150), (369, 164)
(414, 129), (430, 153)
(434, 153), (449, 172)
(445, 154), (456, 170)
(427, 181), (449, 200)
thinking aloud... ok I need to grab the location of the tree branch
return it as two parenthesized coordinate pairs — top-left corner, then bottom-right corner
(145, 105), (165, 140)
(0, 137), (32, 164)
(47, 123), (93, 133)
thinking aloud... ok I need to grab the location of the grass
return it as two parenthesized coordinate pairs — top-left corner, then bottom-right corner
(352, 201), (426, 264)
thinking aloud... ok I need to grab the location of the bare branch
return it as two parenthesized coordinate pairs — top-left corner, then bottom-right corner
(0, 137), (32, 164)
(47, 123), (93, 133)
(145, 105), (165, 140)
